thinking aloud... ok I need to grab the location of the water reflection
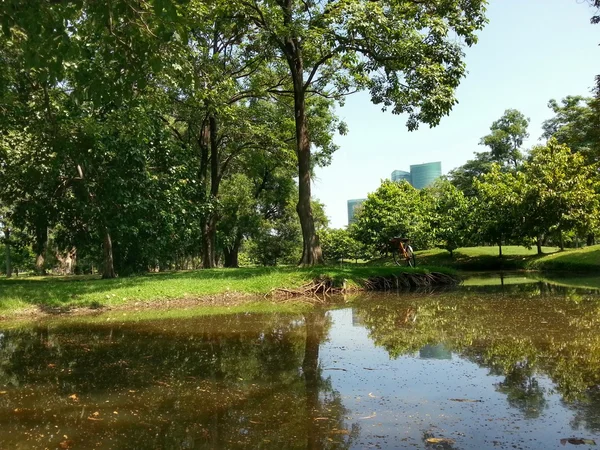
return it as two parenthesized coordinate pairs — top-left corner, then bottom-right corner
(0, 312), (357, 449)
(352, 284), (600, 443)
(1, 276), (600, 449)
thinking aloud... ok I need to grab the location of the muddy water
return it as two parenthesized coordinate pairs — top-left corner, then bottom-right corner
(1, 274), (600, 449)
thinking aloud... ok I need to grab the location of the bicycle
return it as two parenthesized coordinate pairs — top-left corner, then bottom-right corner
(389, 237), (416, 267)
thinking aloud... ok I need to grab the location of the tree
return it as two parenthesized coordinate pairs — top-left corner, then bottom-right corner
(425, 180), (473, 256)
(352, 180), (432, 253)
(321, 228), (365, 264)
(473, 165), (523, 257)
(480, 109), (529, 168)
(542, 96), (599, 164)
(448, 152), (495, 197)
(240, 0), (488, 265)
(521, 139), (599, 251)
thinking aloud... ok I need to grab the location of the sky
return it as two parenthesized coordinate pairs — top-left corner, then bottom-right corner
(312, 0), (600, 229)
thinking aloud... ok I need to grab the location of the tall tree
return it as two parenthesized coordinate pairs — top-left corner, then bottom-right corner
(480, 109), (529, 168)
(240, 0), (488, 265)
(448, 151), (495, 197)
(473, 165), (523, 257)
(521, 139), (599, 251)
(425, 179), (473, 256)
(542, 96), (600, 164)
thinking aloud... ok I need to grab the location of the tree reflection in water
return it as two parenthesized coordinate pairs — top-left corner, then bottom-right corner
(0, 312), (357, 449)
(353, 286), (600, 427)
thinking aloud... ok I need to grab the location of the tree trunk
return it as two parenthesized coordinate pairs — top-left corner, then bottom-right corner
(287, 44), (323, 266)
(201, 115), (221, 269)
(4, 227), (11, 278)
(102, 229), (116, 279)
(34, 225), (48, 275)
(498, 240), (503, 258)
(536, 238), (543, 255)
(559, 231), (565, 251)
(224, 233), (243, 268)
(202, 216), (217, 269)
(587, 233), (595, 246)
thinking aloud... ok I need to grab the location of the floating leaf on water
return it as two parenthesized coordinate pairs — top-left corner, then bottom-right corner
(426, 437), (456, 445)
(329, 429), (350, 435)
(560, 438), (597, 446)
(449, 398), (483, 403)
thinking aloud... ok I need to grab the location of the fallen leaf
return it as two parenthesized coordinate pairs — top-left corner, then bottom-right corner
(426, 437), (456, 445)
(68, 394), (78, 401)
(87, 417), (103, 421)
(368, 392), (377, 398)
(329, 429), (350, 435)
(0, 391), (7, 395)
(59, 440), (75, 449)
(48, 364), (56, 368)
(92, 411), (100, 417)
(560, 438), (597, 446)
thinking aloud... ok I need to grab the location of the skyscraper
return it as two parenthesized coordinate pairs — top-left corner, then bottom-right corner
(410, 162), (442, 189)
(391, 170), (411, 184)
(347, 198), (365, 225)
(390, 162), (441, 189)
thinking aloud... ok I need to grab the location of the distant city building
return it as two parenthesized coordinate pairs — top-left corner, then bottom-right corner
(390, 161), (441, 189)
(347, 198), (366, 225)
(410, 162), (442, 189)
(391, 170), (411, 184)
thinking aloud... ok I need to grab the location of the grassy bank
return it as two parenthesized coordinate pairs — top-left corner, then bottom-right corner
(0, 265), (453, 316)
(370, 245), (599, 272)
(526, 245), (600, 272)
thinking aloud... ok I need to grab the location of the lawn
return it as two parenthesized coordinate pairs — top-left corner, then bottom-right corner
(370, 244), (599, 272)
(412, 245), (560, 270)
(527, 245), (600, 272)
(0, 265), (452, 315)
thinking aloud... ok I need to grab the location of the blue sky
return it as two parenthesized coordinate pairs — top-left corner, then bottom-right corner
(313, 0), (600, 228)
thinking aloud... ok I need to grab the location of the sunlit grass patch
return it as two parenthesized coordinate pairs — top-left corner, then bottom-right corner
(0, 265), (451, 316)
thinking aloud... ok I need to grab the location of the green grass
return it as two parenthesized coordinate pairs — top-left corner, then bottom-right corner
(369, 244), (600, 272)
(0, 265), (453, 315)
(527, 245), (600, 272)
(369, 245), (560, 271)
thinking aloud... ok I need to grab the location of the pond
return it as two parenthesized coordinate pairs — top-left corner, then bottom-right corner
(1, 273), (600, 449)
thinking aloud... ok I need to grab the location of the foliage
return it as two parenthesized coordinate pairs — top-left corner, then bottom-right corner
(472, 165), (524, 254)
(479, 109), (529, 168)
(320, 228), (366, 263)
(520, 139), (600, 247)
(351, 180), (433, 253)
(542, 95), (600, 164)
(447, 151), (495, 197)
(424, 179), (473, 256)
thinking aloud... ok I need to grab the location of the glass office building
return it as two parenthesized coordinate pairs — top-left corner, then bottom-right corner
(410, 162), (442, 189)
(347, 198), (366, 225)
(391, 170), (411, 184)
(390, 162), (441, 189)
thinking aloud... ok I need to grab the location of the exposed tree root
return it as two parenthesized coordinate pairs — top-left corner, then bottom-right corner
(266, 276), (343, 303)
(266, 272), (461, 301)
